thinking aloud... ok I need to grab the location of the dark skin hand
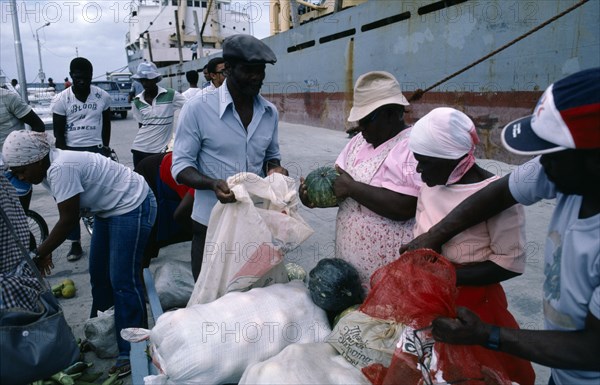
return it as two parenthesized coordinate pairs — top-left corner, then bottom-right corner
(399, 175), (517, 254)
(173, 192), (194, 228)
(298, 166), (417, 221)
(333, 165), (417, 220)
(39, 195), (80, 256)
(53, 113), (68, 149)
(34, 194), (81, 276)
(101, 109), (111, 146)
(455, 260), (520, 286)
(176, 161), (287, 205)
(433, 307), (600, 371)
(21, 110), (46, 133)
(177, 167), (236, 203)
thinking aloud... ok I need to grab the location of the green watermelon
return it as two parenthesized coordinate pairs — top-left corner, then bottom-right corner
(305, 166), (339, 208)
(308, 258), (365, 314)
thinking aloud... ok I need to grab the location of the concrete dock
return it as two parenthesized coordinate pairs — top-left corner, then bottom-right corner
(29, 115), (553, 383)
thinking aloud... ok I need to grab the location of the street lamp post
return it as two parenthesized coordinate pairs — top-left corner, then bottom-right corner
(36, 22), (50, 84)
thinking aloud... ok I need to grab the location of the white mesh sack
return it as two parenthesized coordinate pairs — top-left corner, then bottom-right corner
(148, 281), (331, 384)
(240, 343), (371, 385)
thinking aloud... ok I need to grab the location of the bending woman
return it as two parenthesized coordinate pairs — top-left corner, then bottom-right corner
(408, 107), (535, 385)
(2, 130), (157, 378)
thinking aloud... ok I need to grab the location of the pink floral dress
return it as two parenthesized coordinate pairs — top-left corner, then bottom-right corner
(335, 130), (419, 289)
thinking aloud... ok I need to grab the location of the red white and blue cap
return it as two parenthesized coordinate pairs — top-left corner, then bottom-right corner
(502, 68), (600, 155)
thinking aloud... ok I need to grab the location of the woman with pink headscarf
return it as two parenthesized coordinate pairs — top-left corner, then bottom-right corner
(409, 107), (535, 385)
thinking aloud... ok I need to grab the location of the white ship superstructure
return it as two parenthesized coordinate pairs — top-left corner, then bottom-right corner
(125, 0), (252, 72)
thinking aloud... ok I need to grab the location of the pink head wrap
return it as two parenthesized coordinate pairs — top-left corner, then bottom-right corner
(409, 107), (480, 185)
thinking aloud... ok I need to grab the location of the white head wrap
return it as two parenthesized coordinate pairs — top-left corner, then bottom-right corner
(409, 107), (480, 184)
(2, 130), (51, 167)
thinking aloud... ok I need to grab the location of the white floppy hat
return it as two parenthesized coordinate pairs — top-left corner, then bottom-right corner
(347, 71), (409, 122)
(132, 62), (162, 81)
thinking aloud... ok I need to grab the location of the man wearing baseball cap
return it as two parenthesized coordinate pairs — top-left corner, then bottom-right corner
(171, 34), (287, 281)
(401, 68), (600, 384)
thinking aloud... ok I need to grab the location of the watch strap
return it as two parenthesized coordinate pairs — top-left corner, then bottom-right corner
(485, 325), (501, 350)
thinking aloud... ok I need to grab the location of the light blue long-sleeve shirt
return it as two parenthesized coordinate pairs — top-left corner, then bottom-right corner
(171, 80), (281, 225)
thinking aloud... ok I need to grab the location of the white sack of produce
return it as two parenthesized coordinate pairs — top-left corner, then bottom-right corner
(152, 260), (195, 310)
(240, 343), (371, 385)
(84, 307), (118, 358)
(138, 281), (331, 384)
(188, 172), (314, 306)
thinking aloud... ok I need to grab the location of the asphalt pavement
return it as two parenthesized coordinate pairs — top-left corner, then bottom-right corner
(29, 115), (553, 383)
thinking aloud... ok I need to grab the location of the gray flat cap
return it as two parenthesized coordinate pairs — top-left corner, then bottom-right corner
(222, 34), (277, 64)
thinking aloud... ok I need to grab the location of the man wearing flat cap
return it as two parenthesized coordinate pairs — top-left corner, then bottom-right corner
(172, 34), (287, 281)
(131, 62), (186, 167)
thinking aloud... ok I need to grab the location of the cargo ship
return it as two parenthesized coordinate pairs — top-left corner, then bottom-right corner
(125, 0), (600, 163)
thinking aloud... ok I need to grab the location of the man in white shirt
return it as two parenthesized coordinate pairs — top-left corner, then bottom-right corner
(182, 70), (200, 99)
(52, 57), (112, 261)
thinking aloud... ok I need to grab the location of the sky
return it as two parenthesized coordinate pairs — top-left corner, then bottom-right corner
(0, 0), (271, 84)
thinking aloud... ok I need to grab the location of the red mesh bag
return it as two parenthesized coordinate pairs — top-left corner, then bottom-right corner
(360, 249), (457, 328)
(358, 249), (523, 385)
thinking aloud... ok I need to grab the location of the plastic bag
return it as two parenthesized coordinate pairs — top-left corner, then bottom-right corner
(187, 172), (314, 306)
(328, 310), (404, 369)
(153, 260), (195, 310)
(83, 307), (118, 358)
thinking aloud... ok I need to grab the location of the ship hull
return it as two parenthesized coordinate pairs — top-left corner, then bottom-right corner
(154, 0), (600, 162)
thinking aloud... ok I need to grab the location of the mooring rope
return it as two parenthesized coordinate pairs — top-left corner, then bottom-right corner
(408, 0), (589, 102)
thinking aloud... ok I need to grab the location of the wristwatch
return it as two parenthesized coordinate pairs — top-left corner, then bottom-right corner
(485, 325), (501, 350)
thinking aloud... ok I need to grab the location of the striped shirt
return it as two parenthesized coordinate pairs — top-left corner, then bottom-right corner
(132, 86), (186, 153)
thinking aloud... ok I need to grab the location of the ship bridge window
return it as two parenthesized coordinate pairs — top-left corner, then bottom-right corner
(418, 0), (469, 15)
(319, 28), (356, 44)
(361, 12), (411, 32)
